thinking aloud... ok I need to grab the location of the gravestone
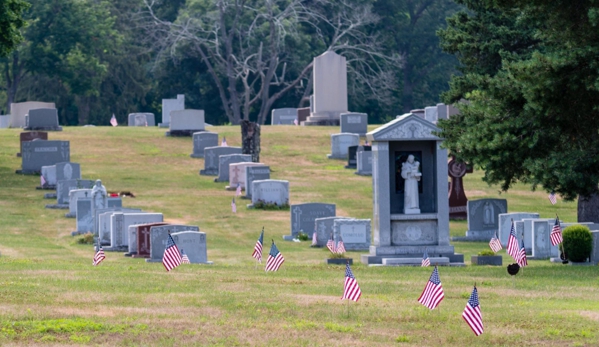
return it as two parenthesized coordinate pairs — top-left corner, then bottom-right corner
(127, 113), (155, 126)
(333, 219), (371, 251)
(340, 113), (368, 136)
(248, 180), (289, 208)
(128, 222), (168, 255)
(498, 213), (540, 246)
(10, 101), (55, 128)
(147, 225), (200, 262)
(314, 217), (352, 247)
(271, 108), (298, 125)
(591, 231), (599, 265)
(190, 132), (218, 158)
(19, 140), (69, 174)
(345, 145), (371, 169)
(531, 219), (557, 259)
(244, 166), (270, 199)
(109, 212), (163, 250)
(362, 113), (463, 265)
(285, 203), (336, 241)
(24, 108), (62, 131)
(215, 154), (252, 183)
(0, 115), (9, 128)
(448, 156), (473, 219)
(172, 231), (212, 264)
(96, 208), (142, 245)
(407, 109), (425, 119)
(200, 146), (242, 175)
(48, 179), (94, 208)
(75, 199), (94, 234)
(297, 108), (310, 124)
(457, 199), (508, 241)
(17, 131), (48, 157)
(304, 51), (348, 125)
(424, 106), (437, 123)
(132, 222), (169, 258)
(327, 133), (360, 159)
(522, 218), (555, 253)
(40, 165), (57, 188)
(167, 109), (205, 136)
(55, 162), (81, 182)
(355, 150), (373, 176)
(65, 189), (92, 218)
(227, 162), (265, 190)
(437, 103), (448, 121)
(160, 94), (184, 128)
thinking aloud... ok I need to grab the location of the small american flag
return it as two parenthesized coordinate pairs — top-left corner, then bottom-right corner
(326, 234), (336, 254)
(417, 266), (444, 310)
(181, 249), (191, 264)
(336, 239), (346, 254)
(489, 232), (502, 253)
(293, 118), (298, 126)
(517, 239), (528, 267)
(40, 174), (47, 187)
(311, 232), (317, 246)
(265, 241), (284, 272)
(252, 229), (264, 262)
(365, 140), (370, 146)
(221, 137), (228, 146)
(548, 192), (557, 205)
(235, 183), (242, 197)
(162, 234), (182, 271)
(462, 286), (483, 336)
(421, 249), (430, 267)
(93, 245), (105, 266)
(506, 221), (520, 263)
(550, 216), (563, 246)
(231, 198), (236, 213)
(110, 113), (118, 127)
(341, 263), (361, 302)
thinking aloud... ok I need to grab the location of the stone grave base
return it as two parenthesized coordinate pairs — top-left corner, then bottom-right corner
(344, 164), (356, 169)
(199, 169), (218, 176)
(326, 258), (353, 265)
(16, 153), (22, 158)
(354, 171), (372, 176)
(361, 245), (464, 266)
(165, 129), (203, 137)
(471, 255), (502, 266)
(225, 185), (244, 191)
(158, 123), (169, 128)
(145, 258), (214, 264)
(214, 177), (228, 183)
(36, 185), (56, 190)
(64, 212), (76, 218)
(103, 246), (128, 252)
(23, 126), (63, 131)
(327, 154), (346, 159)
(15, 169), (39, 175)
(568, 261), (595, 266)
(303, 119), (340, 126)
(45, 204), (69, 209)
(451, 229), (495, 242)
(44, 193), (57, 199)
(381, 257), (450, 266)
(190, 153), (204, 158)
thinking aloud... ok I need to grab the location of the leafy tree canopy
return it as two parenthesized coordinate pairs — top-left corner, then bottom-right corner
(0, 0), (29, 57)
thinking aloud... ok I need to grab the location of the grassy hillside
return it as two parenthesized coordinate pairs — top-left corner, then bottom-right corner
(0, 125), (596, 347)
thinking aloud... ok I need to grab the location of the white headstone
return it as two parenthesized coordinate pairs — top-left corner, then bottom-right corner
(327, 133), (360, 159)
(312, 51), (348, 119)
(161, 94), (184, 126)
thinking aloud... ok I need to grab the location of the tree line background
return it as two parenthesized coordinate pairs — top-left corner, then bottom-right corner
(0, 0), (463, 126)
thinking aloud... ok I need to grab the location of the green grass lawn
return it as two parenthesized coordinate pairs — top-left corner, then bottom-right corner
(0, 125), (597, 346)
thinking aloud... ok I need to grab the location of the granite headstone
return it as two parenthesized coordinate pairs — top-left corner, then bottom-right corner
(24, 108), (62, 131)
(333, 218), (371, 251)
(20, 140), (70, 174)
(249, 180), (289, 208)
(340, 113), (368, 136)
(148, 225), (200, 262)
(327, 133), (359, 159)
(244, 166), (270, 199)
(172, 231), (212, 264)
(200, 146), (243, 175)
(285, 203), (336, 241)
(190, 131), (218, 158)
(215, 154), (252, 182)
(271, 108), (298, 125)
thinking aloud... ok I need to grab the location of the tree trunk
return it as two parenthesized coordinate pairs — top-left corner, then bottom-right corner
(241, 120), (260, 162)
(76, 96), (91, 125)
(577, 193), (599, 223)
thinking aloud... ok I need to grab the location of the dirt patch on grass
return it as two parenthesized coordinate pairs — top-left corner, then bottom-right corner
(579, 311), (599, 321)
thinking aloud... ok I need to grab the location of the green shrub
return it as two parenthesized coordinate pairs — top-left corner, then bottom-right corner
(252, 199), (290, 210)
(298, 232), (310, 241)
(478, 250), (496, 256)
(562, 225), (593, 262)
(77, 233), (95, 245)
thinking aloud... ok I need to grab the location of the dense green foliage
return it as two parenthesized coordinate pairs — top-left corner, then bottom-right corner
(0, 0), (462, 125)
(562, 225), (593, 263)
(0, 0), (28, 57)
(437, 0), (599, 201)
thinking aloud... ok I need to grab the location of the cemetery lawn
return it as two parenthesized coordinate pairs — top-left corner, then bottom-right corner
(1, 125), (597, 347)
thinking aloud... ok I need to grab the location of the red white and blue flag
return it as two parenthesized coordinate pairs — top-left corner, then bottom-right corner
(326, 234), (336, 254)
(162, 234), (182, 271)
(231, 198), (236, 213)
(421, 249), (430, 267)
(93, 245), (105, 266)
(462, 286), (483, 336)
(417, 266), (444, 310)
(506, 220), (520, 263)
(252, 228), (264, 262)
(341, 263), (361, 302)
(180, 249), (191, 264)
(550, 216), (563, 246)
(548, 192), (557, 205)
(311, 232), (317, 246)
(40, 174), (47, 187)
(265, 241), (284, 272)
(517, 239), (528, 267)
(489, 232), (502, 253)
(235, 183), (242, 197)
(336, 239), (346, 254)
(110, 113), (118, 127)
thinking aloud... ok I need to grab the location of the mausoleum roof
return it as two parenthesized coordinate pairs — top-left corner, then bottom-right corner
(366, 113), (442, 142)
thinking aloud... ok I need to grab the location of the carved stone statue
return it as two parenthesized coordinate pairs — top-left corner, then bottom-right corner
(401, 155), (421, 214)
(91, 179), (107, 211)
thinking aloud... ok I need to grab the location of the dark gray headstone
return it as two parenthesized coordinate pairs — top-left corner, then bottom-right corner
(55, 162), (81, 181)
(591, 231), (599, 265)
(127, 113), (155, 126)
(200, 146), (242, 175)
(216, 154), (252, 182)
(245, 166), (270, 199)
(355, 150), (373, 176)
(24, 108), (62, 131)
(340, 113), (368, 135)
(172, 231), (211, 264)
(465, 199), (508, 240)
(286, 203), (336, 240)
(190, 132), (218, 158)
(20, 140), (70, 174)
(56, 179), (94, 205)
(148, 225), (200, 262)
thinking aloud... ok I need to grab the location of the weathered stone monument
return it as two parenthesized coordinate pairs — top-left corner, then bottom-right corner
(17, 131), (47, 157)
(304, 51), (348, 126)
(285, 203), (336, 241)
(361, 113), (463, 265)
(244, 166), (270, 199)
(248, 180), (289, 209)
(271, 108), (298, 125)
(333, 219), (371, 251)
(190, 131), (218, 158)
(454, 198), (507, 241)
(18, 140), (69, 174)
(215, 154), (252, 183)
(159, 94), (184, 128)
(340, 113), (368, 136)
(447, 156), (472, 219)
(10, 101), (55, 128)
(127, 113), (155, 126)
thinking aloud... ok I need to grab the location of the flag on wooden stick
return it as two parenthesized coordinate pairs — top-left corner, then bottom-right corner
(326, 233), (336, 254)
(93, 244), (105, 266)
(548, 192), (557, 205)
(421, 249), (430, 267)
(110, 114), (118, 127)
(506, 220), (520, 263)
(265, 241), (284, 271)
(180, 249), (191, 264)
(231, 198), (236, 213)
(489, 232), (502, 253)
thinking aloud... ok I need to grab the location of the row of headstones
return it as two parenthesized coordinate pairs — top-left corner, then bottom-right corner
(271, 108), (368, 133)
(15, 131), (69, 174)
(409, 103), (460, 125)
(327, 133), (372, 176)
(283, 202), (372, 250)
(0, 101), (60, 129)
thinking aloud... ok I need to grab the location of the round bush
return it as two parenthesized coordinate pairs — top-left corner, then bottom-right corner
(562, 225), (593, 262)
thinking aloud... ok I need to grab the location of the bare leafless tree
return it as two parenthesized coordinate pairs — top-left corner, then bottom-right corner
(143, 0), (401, 125)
